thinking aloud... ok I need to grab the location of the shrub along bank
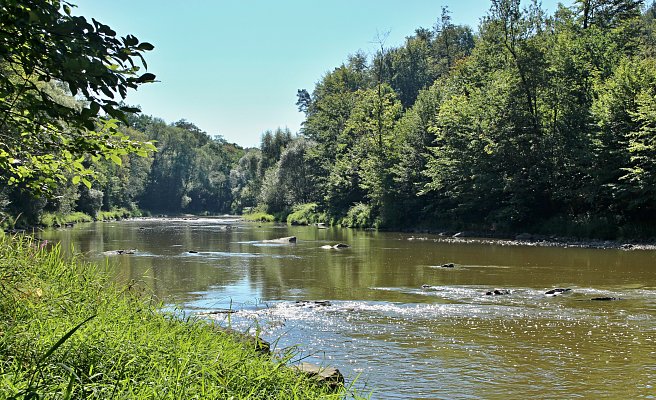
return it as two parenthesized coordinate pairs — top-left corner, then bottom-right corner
(0, 236), (354, 399)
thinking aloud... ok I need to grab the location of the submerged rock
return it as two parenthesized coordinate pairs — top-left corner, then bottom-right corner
(485, 289), (511, 296)
(263, 236), (297, 244)
(295, 300), (332, 308)
(322, 243), (349, 249)
(545, 288), (572, 295)
(188, 250), (199, 254)
(440, 263), (455, 268)
(104, 249), (136, 256)
(294, 362), (344, 391)
(591, 297), (622, 301)
(196, 308), (237, 315)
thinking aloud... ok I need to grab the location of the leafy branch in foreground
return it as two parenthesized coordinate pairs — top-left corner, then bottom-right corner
(0, 0), (156, 192)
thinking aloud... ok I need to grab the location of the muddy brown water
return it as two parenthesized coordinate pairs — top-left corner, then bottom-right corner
(42, 217), (656, 399)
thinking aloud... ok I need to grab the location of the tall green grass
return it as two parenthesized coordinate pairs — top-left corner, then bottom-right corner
(0, 236), (358, 399)
(40, 211), (93, 227)
(95, 207), (139, 221)
(242, 212), (276, 222)
(40, 208), (141, 228)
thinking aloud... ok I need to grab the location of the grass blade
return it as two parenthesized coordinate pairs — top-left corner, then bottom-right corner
(37, 315), (96, 365)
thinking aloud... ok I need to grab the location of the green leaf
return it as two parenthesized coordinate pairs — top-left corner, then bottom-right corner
(81, 178), (92, 189)
(72, 175), (81, 185)
(110, 154), (122, 166)
(124, 35), (139, 46)
(119, 106), (141, 113)
(138, 42), (155, 51)
(136, 73), (156, 83)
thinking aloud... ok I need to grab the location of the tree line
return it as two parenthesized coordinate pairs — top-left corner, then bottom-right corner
(235, 0), (656, 238)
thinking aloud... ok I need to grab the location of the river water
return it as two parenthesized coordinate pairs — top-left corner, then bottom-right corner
(42, 217), (656, 399)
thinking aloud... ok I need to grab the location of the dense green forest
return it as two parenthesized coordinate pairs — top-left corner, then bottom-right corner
(239, 0), (656, 238)
(3, 0), (656, 239)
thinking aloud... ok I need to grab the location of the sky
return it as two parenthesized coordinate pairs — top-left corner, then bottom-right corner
(74, 0), (562, 148)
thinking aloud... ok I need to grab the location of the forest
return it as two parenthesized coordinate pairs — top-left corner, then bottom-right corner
(3, 0), (656, 239)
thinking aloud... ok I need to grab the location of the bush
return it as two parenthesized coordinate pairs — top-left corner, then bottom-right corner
(286, 203), (327, 226)
(242, 212), (275, 222)
(340, 203), (380, 229)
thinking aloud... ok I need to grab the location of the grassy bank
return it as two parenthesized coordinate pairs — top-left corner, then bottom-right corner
(38, 208), (142, 229)
(0, 236), (353, 399)
(39, 211), (94, 228)
(242, 211), (276, 222)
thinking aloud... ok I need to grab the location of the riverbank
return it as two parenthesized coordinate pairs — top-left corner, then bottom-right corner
(0, 235), (354, 399)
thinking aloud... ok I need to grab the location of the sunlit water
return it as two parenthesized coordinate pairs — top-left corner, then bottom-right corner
(42, 218), (656, 399)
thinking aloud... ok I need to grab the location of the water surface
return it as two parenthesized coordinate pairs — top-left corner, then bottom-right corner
(42, 218), (656, 399)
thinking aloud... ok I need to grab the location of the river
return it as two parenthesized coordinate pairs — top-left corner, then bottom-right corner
(41, 217), (656, 399)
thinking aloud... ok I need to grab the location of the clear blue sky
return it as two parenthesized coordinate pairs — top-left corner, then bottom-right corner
(74, 0), (562, 148)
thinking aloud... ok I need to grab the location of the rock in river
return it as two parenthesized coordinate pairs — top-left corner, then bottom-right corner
(321, 243), (349, 249)
(295, 300), (332, 308)
(486, 289), (511, 296)
(263, 236), (297, 244)
(104, 249), (136, 256)
(545, 288), (572, 296)
(294, 362), (344, 391)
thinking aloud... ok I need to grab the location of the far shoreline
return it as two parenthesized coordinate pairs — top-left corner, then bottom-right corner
(14, 213), (656, 252)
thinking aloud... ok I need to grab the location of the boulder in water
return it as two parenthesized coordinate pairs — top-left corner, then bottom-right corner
(485, 289), (511, 296)
(294, 362), (344, 391)
(263, 236), (297, 244)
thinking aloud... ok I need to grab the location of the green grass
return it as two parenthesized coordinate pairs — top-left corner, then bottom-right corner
(242, 212), (276, 222)
(40, 208), (142, 228)
(0, 236), (359, 399)
(96, 207), (139, 221)
(40, 211), (93, 227)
